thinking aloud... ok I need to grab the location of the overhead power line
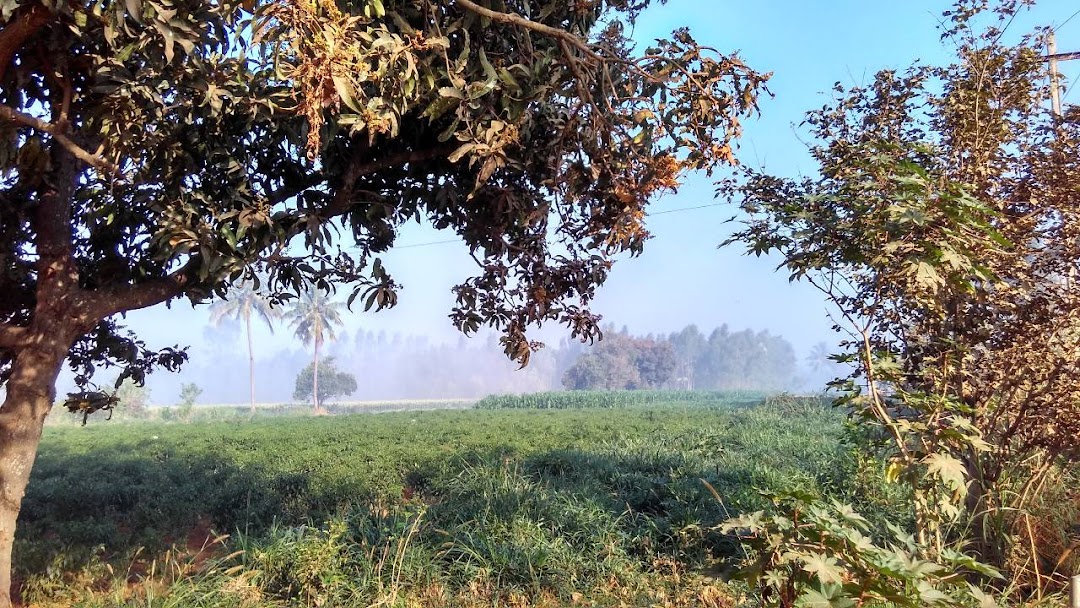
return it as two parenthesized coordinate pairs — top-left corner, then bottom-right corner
(395, 238), (460, 249)
(1058, 7), (1080, 32)
(649, 202), (723, 215)
(391, 202), (726, 249)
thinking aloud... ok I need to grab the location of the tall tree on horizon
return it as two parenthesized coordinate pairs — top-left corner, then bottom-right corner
(668, 325), (707, 389)
(286, 289), (344, 413)
(209, 282), (280, 413)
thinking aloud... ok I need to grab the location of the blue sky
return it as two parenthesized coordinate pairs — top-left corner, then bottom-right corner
(118, 0), (1080, 398)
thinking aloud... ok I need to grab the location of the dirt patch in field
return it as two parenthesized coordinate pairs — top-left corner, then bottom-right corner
(183, 515), (223, 572)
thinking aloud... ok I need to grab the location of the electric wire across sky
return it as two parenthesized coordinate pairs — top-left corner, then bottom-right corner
(394, 203), (725, 249)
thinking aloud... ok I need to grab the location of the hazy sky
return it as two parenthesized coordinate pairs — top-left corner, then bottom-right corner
(115, 0), (1080, 399)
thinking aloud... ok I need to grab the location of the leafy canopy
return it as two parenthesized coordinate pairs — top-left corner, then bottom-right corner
(0, 0), (767, 387)
(292, 357), (358, 403)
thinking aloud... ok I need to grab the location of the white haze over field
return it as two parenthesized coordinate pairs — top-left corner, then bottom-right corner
(61, 0), (1080, 405)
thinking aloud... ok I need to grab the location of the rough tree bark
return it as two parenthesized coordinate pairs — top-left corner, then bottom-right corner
(0, 338), (69, 608)
(0, 121), (82, 604)
(0, 130), (94, 606)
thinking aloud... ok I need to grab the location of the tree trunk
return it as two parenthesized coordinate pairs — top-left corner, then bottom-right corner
(963, 454), (1009, 569)
(246, 312), (255, 415)
(312, 336), (321, 414)
(0, 344), (66, 608)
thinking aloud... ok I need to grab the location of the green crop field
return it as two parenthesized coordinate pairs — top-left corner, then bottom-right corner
(16, 392), (881, 607)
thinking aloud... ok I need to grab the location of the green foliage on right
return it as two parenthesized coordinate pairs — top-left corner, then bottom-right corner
(721, 1), (1080, 603)
(722, 490), (1001, 607)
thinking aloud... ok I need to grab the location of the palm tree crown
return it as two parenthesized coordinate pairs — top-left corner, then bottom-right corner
(805, 341), (832, 374)
(285, 289), (344, 348)
(209, 282), (280, 413)
(285, 289), (346, 413)
(209, 283), (279, 332)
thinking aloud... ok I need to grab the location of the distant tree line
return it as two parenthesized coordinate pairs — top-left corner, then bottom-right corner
(562, 324), (797, 391)
(167, 319), (805, 402)
(561, 331), (676, 390)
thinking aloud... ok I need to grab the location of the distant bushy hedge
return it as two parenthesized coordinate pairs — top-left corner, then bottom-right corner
(474, 390), (771, 410)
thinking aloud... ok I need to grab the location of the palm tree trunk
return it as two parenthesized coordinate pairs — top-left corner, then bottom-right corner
(313, 335), (321, 414)
(246, 312), (256, 415)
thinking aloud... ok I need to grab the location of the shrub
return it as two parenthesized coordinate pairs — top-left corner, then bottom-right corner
(292, 357), (358, 404)
(721, 489), (1001, 607)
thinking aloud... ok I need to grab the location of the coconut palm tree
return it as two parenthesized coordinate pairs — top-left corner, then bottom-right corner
(285, 288), (345, 413)
(805, 341), (832, 374)
(209, 282), (281, 414)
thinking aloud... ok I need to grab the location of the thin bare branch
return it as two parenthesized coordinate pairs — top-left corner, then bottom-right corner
(453, 0), (602, 63)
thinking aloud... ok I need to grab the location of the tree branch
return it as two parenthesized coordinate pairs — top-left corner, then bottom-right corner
(0, 324), (27, 349)
(321, 145), (452, 218)
(0, 104), (121, 175)
(33, 130), (82, 307)
(72, 143), (446, 323)
(559, 38), (595, 109)
(83, 258), (202, 319)
(453, 0), (602, 63)
(0, 3), (52, 82)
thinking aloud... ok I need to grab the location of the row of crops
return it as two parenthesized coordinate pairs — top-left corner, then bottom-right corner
(18, 391), (864, 607)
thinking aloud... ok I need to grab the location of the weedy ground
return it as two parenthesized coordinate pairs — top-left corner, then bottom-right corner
(16, 393), (878, 607)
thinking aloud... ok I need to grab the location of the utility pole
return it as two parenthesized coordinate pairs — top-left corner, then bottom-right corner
(1046, 29), (1080, 118)
(1047, 42), (1080, 581)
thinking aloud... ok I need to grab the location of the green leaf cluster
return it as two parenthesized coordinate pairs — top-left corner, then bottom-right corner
(721, 490), (1000, 608)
